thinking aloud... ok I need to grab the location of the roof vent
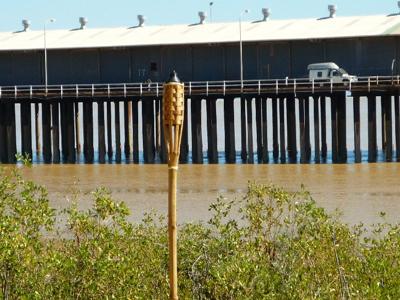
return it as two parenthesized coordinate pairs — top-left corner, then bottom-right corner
(22, 19), (31, 31)
(137, 15), (146, 27)
(328, 5), (337, 18)
(198, 11), (207, 24)
(79, 17), (88, 29)
(262, 8), (271, 21)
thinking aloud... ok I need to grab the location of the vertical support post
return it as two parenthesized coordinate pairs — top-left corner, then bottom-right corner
(42, 102), (52, 163)
(206, 97), (218, 163)
(83, 101), (94, 163)
(0, 103), (7, 163)
(304, 96), (311, 161)
(299, 97), (306, 163)
(107, 101), (113, 161)
(368, 94), (377, 162)
(353, 95), (361, 163)
(286, 96), (297, 163)
(132, 99), (140, 163)
(279, 97), (286, 163)
(51, 102), (60, 163)
(320, 96), (327, 160)
(331, 94), (338, 163)
(272, 97), (279, 161)
(240, 96), (247, 162)
(395, 94), (400, 161)
(191, 96), (203, 164)
(35, 103), (41, 157)
(261, 97), (269, 163)
(98, 100), (106, 164)
(179, 98), (189, 163)
(124, 101), (131, 161)
(382, 94), (393, 161)
(21, 102), (32, 159)
(255, 97), (263, 163)
(115, 101), (121, 163)
(313, 96), (320, 163)
(247, 97), (254, 163)
(75, 102), (81, 154)
(142, 97), (155, 163)
(224, 96), (236, 163)
(5, 103), (17, 163)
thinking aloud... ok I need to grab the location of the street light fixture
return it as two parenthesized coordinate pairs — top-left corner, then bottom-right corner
(44, 18), (56, 94)
(239, 9), (249, 93)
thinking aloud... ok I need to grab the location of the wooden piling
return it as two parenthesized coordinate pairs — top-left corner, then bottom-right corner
(142, 97), (155, 164)
(331, 94), (338, 163)
(247, 97), (254, 163)
(368, 94), (377, 162)
(106, 101), (113, 161)
(124, 101), (131, 161)
(207, 97), (218, 163)
(98, 100), (106, 164)
(382, 94), (393, 161)
(0, 103), (7, 163)
(132, 99), (140, 163)
(75, 102), (81, 154)
(313, 96), (320, 163)
(20, 102), (32, 158)
(286, 96), (297, 163)
(240, 96), (247, 162)
(320, 96), (327, 159)
(272, 97), (279, 161)
(191, 97), (203, 164)
(83, 101), (94, 163)
(299, 97), (306, 163)
(337, 93), (347, 163)
(224, 96), (236, 163)
(304, 97), (311, 161)
(115, 101), (121, 163)
(179, 97), (189, 163)
(61, 102), (76, 163)
(51, 102), (60, 163)
(261, 97), (269, 163)
(255, 97), (263, 163)
(42, 102), (52, 163)
(353, 95), (361, 163)
(395, 94), (400, 161)
(5, 103), (16, 163)
(279, 98), (286, 163)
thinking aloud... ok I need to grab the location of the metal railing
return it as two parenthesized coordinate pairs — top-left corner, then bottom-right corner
(0, 75), (398, 100)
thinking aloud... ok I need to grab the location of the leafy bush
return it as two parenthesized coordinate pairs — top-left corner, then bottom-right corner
(1, 167), (400, 299)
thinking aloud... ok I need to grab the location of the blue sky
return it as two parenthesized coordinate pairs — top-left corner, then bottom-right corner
(2, 0), (400, 31)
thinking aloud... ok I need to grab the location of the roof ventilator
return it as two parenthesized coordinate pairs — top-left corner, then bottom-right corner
(22, 19), (31, 32)
(198, 11), (207, 24)
(262, 8), (271, 21)
(79, 17), (88, 29)
(138, 15), (146, 27)
(328, 5), (337, 18)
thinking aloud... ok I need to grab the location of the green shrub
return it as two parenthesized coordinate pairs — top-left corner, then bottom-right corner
(0, 166), (399, 299)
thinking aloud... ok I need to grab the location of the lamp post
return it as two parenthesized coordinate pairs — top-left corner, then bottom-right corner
(163, 70), (184, 300)
(209, 2), (214, 23)
(44, 18), (55, 94)
(239, 9), (249, 93)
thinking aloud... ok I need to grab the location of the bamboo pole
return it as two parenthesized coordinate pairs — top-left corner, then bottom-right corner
(163, 71), (184, 300)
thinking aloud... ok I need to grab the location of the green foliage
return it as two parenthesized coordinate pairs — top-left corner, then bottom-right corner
(0, 169), (400, 299)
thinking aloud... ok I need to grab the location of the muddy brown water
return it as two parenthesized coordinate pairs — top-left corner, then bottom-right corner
(16, 164), (400, 227)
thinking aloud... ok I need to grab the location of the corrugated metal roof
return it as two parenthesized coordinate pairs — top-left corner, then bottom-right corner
(1, 14), (400, 51)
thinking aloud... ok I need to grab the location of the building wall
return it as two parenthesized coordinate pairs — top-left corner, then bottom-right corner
(0, 36), (398, 85)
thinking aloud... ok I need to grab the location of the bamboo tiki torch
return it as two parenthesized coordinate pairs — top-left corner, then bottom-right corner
(163, 71), (184, 300)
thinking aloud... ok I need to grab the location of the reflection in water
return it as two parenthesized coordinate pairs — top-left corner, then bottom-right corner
(18, 164), (400, 226)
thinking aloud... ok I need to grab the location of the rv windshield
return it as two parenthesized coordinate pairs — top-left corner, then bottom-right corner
(339, 68), (348, 75)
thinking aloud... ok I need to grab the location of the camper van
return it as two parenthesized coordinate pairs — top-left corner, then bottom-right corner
(308, 62), (357, 83)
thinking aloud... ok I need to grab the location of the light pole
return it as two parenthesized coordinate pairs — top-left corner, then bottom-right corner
(44, 18), (56, 94)
(239, 9), (249, 93)
(209, 2), (214, 23)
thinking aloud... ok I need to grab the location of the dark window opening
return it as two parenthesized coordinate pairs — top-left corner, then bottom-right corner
(150, 62), (158, 72)
(317, 71), (323, 78)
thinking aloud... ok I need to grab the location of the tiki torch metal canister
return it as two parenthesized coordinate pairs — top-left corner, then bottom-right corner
(163, 71), (184, 300)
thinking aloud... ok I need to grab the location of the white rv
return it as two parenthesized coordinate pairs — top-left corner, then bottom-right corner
(308, 62), (357, 83)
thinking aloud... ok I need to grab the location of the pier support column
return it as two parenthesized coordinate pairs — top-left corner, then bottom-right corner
(331, 94), (338, 163)
(224, 96), (236, 163)
(261, 97), (269, 163)
(21, 102), (32, 159)
(272, 97), (279, 161)
(313, 96), (320, 163)
(0, 103), (7, 163)
(124, 101), (131, 161)
(191, 96), (203, 164)
(382, 94), (393, 161)
(304, 97), (311, 161)
(142, 97), (155, 164)
(74, 103), (81, 155)
(256, 97), (263, 163)
(353, 95), (361, 163)
(98, 100), (106, 164)
(287, 96), (297, 163)
(132, 99), (140, 163)
(247, 97), (254, 164)
(299, 97), (306, 163)
(106, 101), (113, 161)
(179, 97), (189, 163)
(368, 94), (377, 162)
(60, 102), (76, 163)
(337, 93), (347, 163)
(5, 103), (16, 163)
(115, 101), (121, 163)
(42, 102), (52, 163)
(320, 96), (327, 160)
(51, 102), (60, 163)
(206, 97), (218, 163)
(240, 96), (247, 162)
(83, 101), (94, 163)
(34, 103), (41, 157)
(279, 98), (286, 163)
(395, 94), (400, 161)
